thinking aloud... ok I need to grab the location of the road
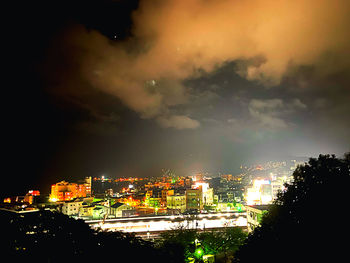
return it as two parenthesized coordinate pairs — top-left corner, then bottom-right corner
(86, 211), (247, 237)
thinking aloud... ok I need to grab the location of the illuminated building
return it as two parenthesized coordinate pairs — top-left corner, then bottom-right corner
(93, 206), (109, 220)
(186, 189), (203, 211)
(24, 190), (40, 204)
(3, 197), (11, 203)
(245, 187), (260, 205)
(62, 200), (83, 216)
(217, 202), (244, 212)
(50, 180), (88, 202)
(24, 194), (34, 205)
(105, 188), (113, 196)
(271, 175), (293, 199)
(260, 184), (273, 204)
(4, 190), (41, 205)
(217, 202), (229, 211)
(245, 179), (273, 205)
(193, 173), (204, 182)
(145, 190), (153, 200)
(110, 202), (134, 217)
(185, 177), (192, 188)
(167, 194), (186, 213)
(114, 195), (139, 207)
(203, 188), (213, 206)
(246, 205), (271, 232)
(147, 197), (161, 208)
(161, 189), (174, 206)
(79, 205), (95, 218)
(221, 174), (233, 181)
(192, 182), (214, 206)
(84, 176), (92, 197)
(28, 190), (40, 196)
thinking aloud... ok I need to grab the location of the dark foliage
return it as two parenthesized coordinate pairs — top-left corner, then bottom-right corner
(0, 207), (247, 263)
(158, 228), (197, 263)
(234, 153), (350, 263)
(0, 209), (161, 263)
(157, 227), (247, 263)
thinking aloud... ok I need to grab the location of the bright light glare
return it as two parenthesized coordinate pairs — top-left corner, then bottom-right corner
(49, 197), (58, 202)
(88, 212), (246, 232)
(195, 248), (204, 257)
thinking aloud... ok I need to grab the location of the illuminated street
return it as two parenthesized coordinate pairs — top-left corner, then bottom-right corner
(86, 211), (247, 236)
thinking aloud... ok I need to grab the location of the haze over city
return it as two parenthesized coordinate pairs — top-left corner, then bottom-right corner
(3, 0), (350, 197)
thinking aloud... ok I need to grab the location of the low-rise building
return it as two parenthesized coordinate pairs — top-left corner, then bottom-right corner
(246, 205), (271, 232)
(62, 201), (83, 216)
(110, 202), (134, 217)
(147, 197), (161, 208)
(79, 205), (95, 218)
(167, 194), (186, 213)
(93, 206), (109, 220)
(203, 187), (214, 206)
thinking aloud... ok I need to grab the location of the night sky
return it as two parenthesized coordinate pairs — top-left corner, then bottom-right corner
(3, 0), (350, 197)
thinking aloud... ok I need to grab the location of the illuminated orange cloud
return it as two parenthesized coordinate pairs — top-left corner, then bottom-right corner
(60, 0), (350, 126)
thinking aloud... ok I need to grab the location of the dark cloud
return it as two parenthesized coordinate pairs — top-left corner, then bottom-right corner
(247, 98), (307, 129)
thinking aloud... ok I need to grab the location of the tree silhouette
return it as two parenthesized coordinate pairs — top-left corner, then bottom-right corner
(1, 209), (162, 262)
(234, 153), (350, 263)
(158, 226), (246, 263)
(158, 228), (197, 263)
(199, 227), (246, 262)
(1, 210), (96, 261)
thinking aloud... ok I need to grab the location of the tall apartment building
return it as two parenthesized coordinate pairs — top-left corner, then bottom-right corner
(50, 180), (88, 202)
(186, 189), (203, 211)
(192, 182), (214, 206)
(84, 176), (92, 197)
(161, 189), (174, 206)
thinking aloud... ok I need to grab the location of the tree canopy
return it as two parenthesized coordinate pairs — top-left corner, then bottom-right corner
(157, 226), (246, 263)
(1, 208), (246, 263)
(234, 153), (350, 263)
(0, 209), (161, 262)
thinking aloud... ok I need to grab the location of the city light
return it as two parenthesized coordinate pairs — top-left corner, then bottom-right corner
(3, 158), (301, 242)
(28, 190), (40, 196)
(49, 197), (58, 202)
(195, 247), (204, 257)
(193, 182), (209, 192)
(246, 178), (273, 205)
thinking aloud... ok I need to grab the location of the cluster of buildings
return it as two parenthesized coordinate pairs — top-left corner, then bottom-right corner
(43, 177), (134, 219)
(243, 161), (299, 206)
(3, 190), (41, 206)
(1, 158), (303, 227)
(165, 182), (214, 213)
(46, 174), (226, 219)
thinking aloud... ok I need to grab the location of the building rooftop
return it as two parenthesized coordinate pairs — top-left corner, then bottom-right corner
(110, 202), (125, 209)
(247, 204), (272, 211)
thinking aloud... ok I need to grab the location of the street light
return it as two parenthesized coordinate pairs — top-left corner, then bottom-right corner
(195, 247), (204, 258)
